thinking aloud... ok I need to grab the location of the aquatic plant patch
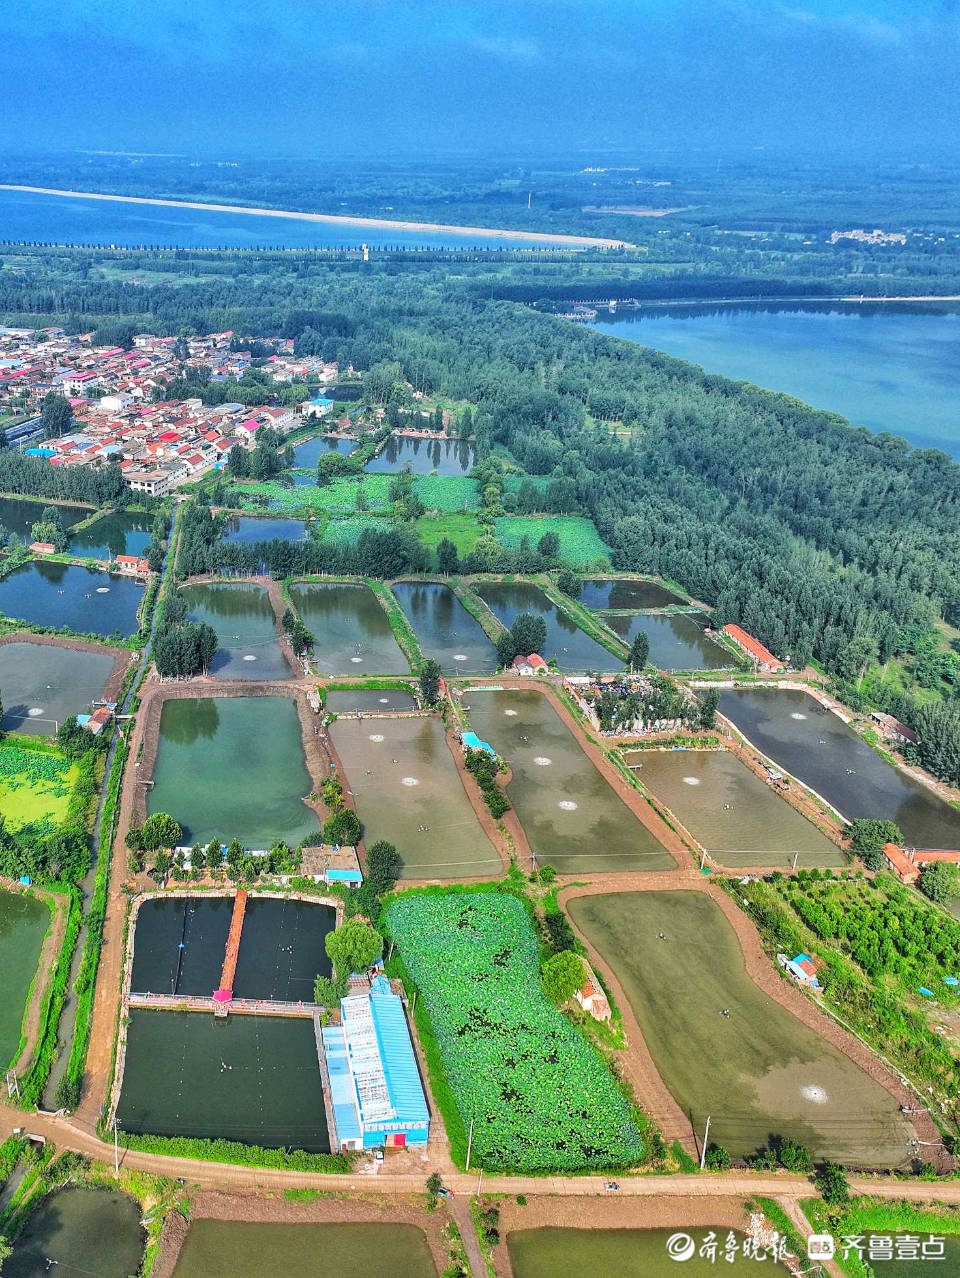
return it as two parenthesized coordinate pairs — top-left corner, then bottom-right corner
(386, 891), (645, 1172)
(0, 745), (79, 836)
(493, 516), (612, 566)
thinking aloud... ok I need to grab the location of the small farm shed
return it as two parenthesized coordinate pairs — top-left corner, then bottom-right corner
(322, 975), (429, 1151)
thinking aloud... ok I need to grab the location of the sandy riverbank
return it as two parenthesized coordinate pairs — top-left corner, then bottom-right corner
(0, 185), (631, 248)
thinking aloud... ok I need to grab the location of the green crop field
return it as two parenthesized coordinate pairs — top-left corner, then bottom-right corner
(387, 891), (645, 1172)
(412, 514), (484, 555)
(0, 744), (79, 836)
(232, 474), (482, 514)
(494, 516), (612, 567)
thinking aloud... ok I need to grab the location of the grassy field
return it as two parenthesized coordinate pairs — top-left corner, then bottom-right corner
(494, 516), (612, 567)
(413, 513), (484, 555)
(0, 742), (80, 836)
(803, 1197), (960, 1276)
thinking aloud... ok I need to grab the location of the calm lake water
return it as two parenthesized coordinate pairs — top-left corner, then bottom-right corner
(131, 896), (233, 997)
(289, 582), (409, 674)
(466, 689), (675, 873)
(604, 612), (730, 671)
(222, 515), (308, 545)
(581, 577), (685, 610)
(291, 435), (358, 468)
(717, 688), (960, 849)
(0, 495), (89, 541)
(570, 891), (912, 1165)
(232, 897), (335, 998)
(0, 889), (48, 1068)
(476, 581), (619, 671)
(331, 715), (500, 877)
(180, 581), (289, 680)
(5, 1187), (144, 1278)
(365, 436), (475, 475)
(69, 509), (153, 560)
(590, 303), (960, 456)
(509, 1228), (789, 1277)
(628, 749), (844, 867)
(0, 640), (115, 734)
(172, 1221), (438, 1278)
(325, 688), (417, 714)
(0, 560), (143, 636)
(391, 581), (496, 674)
(118, 1009), (330, 1150)
(148, 696), (320, 846)
(0, 187), (561, 250)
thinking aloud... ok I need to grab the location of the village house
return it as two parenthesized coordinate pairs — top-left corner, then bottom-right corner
(721, 624), (784, 672)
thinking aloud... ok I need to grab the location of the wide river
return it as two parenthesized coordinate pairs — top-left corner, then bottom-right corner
(0, 187), (575, 251)
(590, 302), (960, 456)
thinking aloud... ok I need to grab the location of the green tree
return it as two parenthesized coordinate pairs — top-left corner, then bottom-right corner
(419, 659), (442, 706)
(919, 861), (960, 904)
(190, 841), (206, 872)
(140, 812), (183, 852)
(776, 1138), (813, 1173)
(510, 612), (547, 657)
(628, 630), (650, 671)
(698, 688), (720, 729)
(324, 808), (361, 846)
(366, 840), (403, 893)
(40, 391), (73, 439)
(815, 1162), (850, 1206)
(326, 918), (383, 977)
(540, 950), (586, 1006)
(847, 818), (903, 870)
(704, 1144), (731, 1171)
(30, 505), (67, 551)
(536, 530), (560, 560)
(496, 631), (518, 667)
(556, 569), (581, 598)
(436, 538), (460, 575)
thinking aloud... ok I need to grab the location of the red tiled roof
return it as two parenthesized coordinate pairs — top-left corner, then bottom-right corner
(722, 623), (780, 668)
(883, 842), (920, 881)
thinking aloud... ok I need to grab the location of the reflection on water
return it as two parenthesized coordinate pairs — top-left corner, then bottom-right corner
(289, 582), (409, 674)
(364, 436), (475, 475)
(391, 581), (496, 674)
(477, 580), (618, 671)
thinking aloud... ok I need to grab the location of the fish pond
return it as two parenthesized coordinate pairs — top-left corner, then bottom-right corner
(291, 435), (358, 468)
(364, 436), (475, 475)
(0, 560), (143, 636)
(117, 1008), (330, 1150)
(180, 582), (290, 680)
(148, 696), (320, 847)
(330, 715), (500, 877)
(465, 689), (675, 873)
(508, 1228), (788, 1277)
(391, 582), (496, 674)
(476, 581), (619, 671)
(716, 688), (960, 849)
(581, 577), (686, 610)
(569, 891), (913, 1164)
(5, 1187), (144, 1278)
(222, 515), (308, 545)
(325, 688), (418, 714)
(172, 1221), (438, 1278)
(604, 612), (730, 671)
(0, 889), (49, 1068)
(0, 640), (116, 734)
(628, 750), (845, 867)
(0, 495), (89, 541)
(69, 509), (154, 560)
(289, 582), (409, 674)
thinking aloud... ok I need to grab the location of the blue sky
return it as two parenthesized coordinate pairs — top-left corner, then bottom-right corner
(3, 1), (958, 157)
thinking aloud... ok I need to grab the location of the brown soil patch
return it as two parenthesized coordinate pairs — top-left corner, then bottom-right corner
(152, 1190), (454, 1278)
(0, 631), (134, 703)
(0, 878), (70, 1076)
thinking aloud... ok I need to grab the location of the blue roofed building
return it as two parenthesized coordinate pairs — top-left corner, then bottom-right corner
(321, 975), (429, 1151)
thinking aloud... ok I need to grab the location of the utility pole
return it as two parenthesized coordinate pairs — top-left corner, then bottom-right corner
(792, 852), (799, 872)
(699, 1115), (711, 1170)
(113, 1119), (119, 1178)
(476, 1168), (483, 1196)
(465, 1114), (475, 1172)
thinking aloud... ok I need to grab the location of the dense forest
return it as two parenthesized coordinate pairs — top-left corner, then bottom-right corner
(4, 241), (960, 775)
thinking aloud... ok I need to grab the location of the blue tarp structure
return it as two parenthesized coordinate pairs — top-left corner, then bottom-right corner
(462, 731), (496, 759)
(918, 987), (936, 997)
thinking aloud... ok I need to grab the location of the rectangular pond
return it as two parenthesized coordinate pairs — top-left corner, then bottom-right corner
(581, 577), (686, 610)
(171, 1221), (437, 1278)
(180, 582), (290, 680)
(465, 689), (675, 873)
(0, 889), (49, 1068)
(69, 510), (154, 560)
(569, 891), (913, 1165)
(364, 436), (475, 475)
(0, 560), (143, 637)
(148, 696), (321, 847)
(604, 612), (730, 671)
(716, 688), (960, 849)
(325, 688), (418, 714)
(232, 898), (335, 999)
(289, 582), (409, 675)
(391, 582), (496, 674)
(330, 715), (501, 878)
(476, 581), (620, 672)
(509, 1228), (786, 1278)
(0, 495), (89, 541)
(131, 896), (233, 997)
(291, 435), (358, 468)
(6, 1187), (145, 1278)
(0, 640), (116, 734)
(627, 749), (845, 867)
(117, 1008), (330, 1151)
(221, 515), (308, 545)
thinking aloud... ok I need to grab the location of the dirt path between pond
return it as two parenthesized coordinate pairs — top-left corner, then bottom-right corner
(444, 725), (514, 877)
(0, 631), (134, 703)
(152, 1190), (456, 1278)
(1, 878), (70, 1078)
(557, 876), (945, 1171)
